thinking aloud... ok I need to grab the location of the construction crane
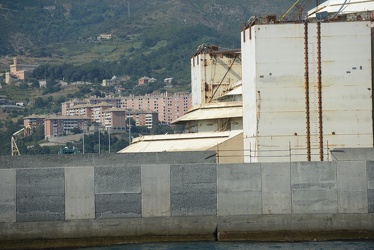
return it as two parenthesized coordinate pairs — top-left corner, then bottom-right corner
(279, 0), (317, 22)
(11, 126), (31, 156)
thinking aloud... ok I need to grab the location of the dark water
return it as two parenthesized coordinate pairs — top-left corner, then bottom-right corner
(74, 241), (374, 250)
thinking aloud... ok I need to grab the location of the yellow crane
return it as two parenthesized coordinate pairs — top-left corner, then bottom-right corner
(11, 126), (31, 156)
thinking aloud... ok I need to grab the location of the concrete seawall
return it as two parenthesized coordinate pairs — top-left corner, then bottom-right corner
(0, 153), (373, 249)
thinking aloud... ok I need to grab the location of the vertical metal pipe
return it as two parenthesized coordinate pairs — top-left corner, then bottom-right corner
(317, 21), (324, 161)
(304, 21), (311, 161)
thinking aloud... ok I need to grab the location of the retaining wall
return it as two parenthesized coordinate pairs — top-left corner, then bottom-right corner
(0, 154), (373, 249)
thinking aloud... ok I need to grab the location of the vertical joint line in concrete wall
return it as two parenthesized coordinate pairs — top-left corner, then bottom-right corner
(317, 21), (324, 161)
(304, 21), (311, 161)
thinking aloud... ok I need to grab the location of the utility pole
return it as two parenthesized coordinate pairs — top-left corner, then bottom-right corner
(108, 127), (111, 153)
(83, 133), (85, 154)
(128, 116), (131, 145)
(98, 126), (101, 154)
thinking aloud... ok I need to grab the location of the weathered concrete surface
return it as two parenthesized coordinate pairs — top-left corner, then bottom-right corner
(1, 215), (374, 249)
(217, 214), (374, 241)
(95, 166), (141, 194)
(291, 162), (338, 213)
(0, 169), (16, 223)
(0, 216), (217, 249)
(94, 165), (142, 218)
(141, 164), (171, 217)
(330, 148), (374, 161)
(218, 214), (374, 241)
(16, 168), (65, 222)
(1, 156), (374, 249)
(261, 163), (291, 214)
(171, 164), (217, 216)
(0, 151), (216, 169)
(337, 161), (368, 213)
(217, 164), (261, 215)
(65, 167), (95, 220)
(368, 161), (374, 213)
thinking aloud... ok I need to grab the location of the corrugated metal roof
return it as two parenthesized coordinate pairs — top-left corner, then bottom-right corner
(308, 0), (374, 17)
(117, 130), (242, 153)
(172, 101), (242, 124)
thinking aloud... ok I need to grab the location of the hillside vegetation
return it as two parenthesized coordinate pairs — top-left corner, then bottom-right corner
(0, 0), (298, 85)
(0, 0), (316, 156)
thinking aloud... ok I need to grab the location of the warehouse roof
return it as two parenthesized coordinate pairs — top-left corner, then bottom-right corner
(172, 101), (242, 124)
(117, 130), (242, 153)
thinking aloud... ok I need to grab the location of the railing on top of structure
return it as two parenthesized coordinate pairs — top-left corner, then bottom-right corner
(216, 142), (336, 163)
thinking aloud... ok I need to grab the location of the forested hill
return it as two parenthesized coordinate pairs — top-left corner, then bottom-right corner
(0, 0), (298, 85)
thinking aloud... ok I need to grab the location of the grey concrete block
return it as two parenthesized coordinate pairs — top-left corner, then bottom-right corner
(368, 189), (374, 213)
(65, 167), (95, 220)
(367, 161), (374, 189)
(0, 151), (216, 170)
(141, 164), (171, 217)
(217, 164), (262, 215)
(291, 162), (337, 190)
(171, 164), (217, 216)
(292, 189), (338, 214)
(16, 168), (64, 222)
(95, 166), (141, 194)
(337, 161), (368, 213)
(0, 169), (16, 223)
(261, 162), (291, 214)
(95, 193), (141, 218)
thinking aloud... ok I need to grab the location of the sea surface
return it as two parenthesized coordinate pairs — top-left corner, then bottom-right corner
(72, 241), (374, 250)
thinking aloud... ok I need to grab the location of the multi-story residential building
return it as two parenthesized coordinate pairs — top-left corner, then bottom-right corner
(61, 96), (123, 116)
(61, 99), (91, 115)
(127, 110), (159, 129)
(62, 101), (159, 130)
(121, 92), (192, 123)
(91, 102), (114, 126)
(102, 108), (127, 130)
(44, 116), (91, 139)
(61, 92), (191, 124)
(23, 115), (47, 128)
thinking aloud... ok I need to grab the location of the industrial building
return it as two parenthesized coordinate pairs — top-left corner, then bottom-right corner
(191, 45), (241, 106)
(241, 0), (374, 162)
(119, 46), (244, 163)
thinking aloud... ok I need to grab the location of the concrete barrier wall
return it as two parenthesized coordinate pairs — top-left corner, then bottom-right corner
(0, 154), (374, 246)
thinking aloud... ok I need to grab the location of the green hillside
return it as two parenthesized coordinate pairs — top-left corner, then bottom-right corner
(0, 0), (301, 84)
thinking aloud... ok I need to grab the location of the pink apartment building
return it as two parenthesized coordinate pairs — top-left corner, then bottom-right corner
(121, 92), (192, 123)
(23, 115), (46, 128)
(62, 92), (192, 124)
(61, 97), (122, 116)
(44, 116), (91, 139)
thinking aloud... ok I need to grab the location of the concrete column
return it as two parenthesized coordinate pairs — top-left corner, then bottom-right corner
(217, 163), (261, 216)
(0, 169), (16, 222)
(337, 161), (368, 213)
(261, 162), (291, 214)
(141, 164), (171, 217)
(65, 167), (95, 220)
